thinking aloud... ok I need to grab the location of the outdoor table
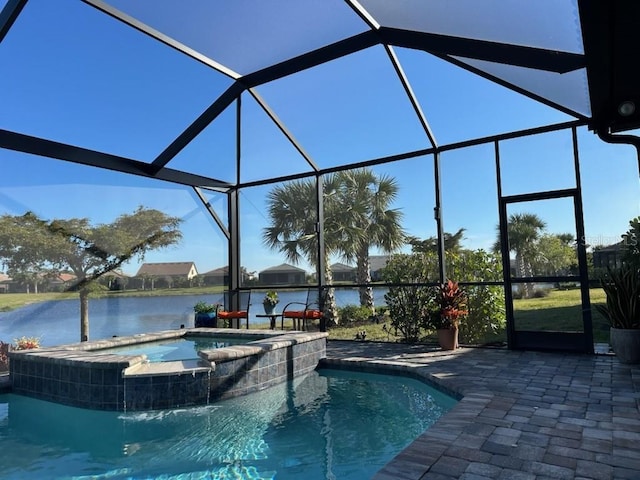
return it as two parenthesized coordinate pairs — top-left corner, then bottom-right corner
(255, 313), (281, 330)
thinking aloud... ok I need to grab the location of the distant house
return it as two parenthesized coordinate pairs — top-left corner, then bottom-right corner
(200, 266), (229, 286)
(98, 270), (130, 291)
(0, 271), (77, 293)
(331, 263), (356, 282)
(136, 262), (198, 289)
(259, 263), (307, 285)
(51, 272), (77, 289)
(369, 255), (390, 281)
(200, 266), (252, 286)
(0, 273), (11, 293)
(592, 242), (626, 270)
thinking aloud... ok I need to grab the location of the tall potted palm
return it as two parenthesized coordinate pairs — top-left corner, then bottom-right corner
(595, 265), (640, 364)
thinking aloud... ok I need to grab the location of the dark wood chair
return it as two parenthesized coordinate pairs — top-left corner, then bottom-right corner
(281, 288), (325, 331)
(217, 291), (252, 329)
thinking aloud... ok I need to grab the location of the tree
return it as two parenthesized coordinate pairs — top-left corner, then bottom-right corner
(0, 212), (53, 294)
(532, 233), (577, 276)
(326, 169), (405, 312)
(263, 177), (340, 323)
(381, 253), (432, 342)
(263, 169), (405, 318)
(407, 228), (466, 255)
(493, 213), (546, 298)
(0, 207), (182, 341)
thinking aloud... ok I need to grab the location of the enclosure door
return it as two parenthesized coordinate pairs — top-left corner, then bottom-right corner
(500, 194), (593, 353)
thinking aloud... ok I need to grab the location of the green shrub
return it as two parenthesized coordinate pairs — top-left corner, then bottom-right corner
(459, 285), (506, 344)
(532, 288), (550, 298)
(381, 253), (435, 343)
(338, 304), (376, 325)
(381, 249), (507, 344)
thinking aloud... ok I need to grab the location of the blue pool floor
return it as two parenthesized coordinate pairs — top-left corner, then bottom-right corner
(0, 368), (455, 480)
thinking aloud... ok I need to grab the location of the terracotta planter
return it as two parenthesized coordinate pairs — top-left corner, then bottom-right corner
(437, 327), (459, 350)
(610, 327), (640, 364)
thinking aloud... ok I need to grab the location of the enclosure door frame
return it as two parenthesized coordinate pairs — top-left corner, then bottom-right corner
(498, 189), (594, 353)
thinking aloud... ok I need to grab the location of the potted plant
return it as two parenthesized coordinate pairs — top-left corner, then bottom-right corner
(595, 265), (640, 364)
(429, 280), (468, 350)
(13, 336), (41, 350)
(263, 290), (279, 315)
(193, 301), (219, 328)
(0, 341), (9, 373)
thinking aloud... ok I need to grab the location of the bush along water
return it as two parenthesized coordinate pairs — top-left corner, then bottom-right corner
(381, 253), (433, 342)
(381, 250), (506, 345)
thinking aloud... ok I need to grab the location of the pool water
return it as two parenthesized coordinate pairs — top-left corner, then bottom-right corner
(0, 369), (456, 480)
(96, 337), (251, 362)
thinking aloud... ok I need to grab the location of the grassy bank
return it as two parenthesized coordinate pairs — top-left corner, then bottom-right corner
(0, 287), (223, 312)
(2, 286), (609, 343)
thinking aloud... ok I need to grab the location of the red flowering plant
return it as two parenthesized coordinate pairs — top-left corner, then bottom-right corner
(0, 341), (9, 372)
(14, 336), (41, 350)
(428, 280), (468, 330)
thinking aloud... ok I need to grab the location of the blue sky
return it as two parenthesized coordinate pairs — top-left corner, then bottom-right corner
(1, 1), (638, 277)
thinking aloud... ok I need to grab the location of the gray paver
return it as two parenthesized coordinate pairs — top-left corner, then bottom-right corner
(322, 341), (640, 480)
(526, 461), (575, 479)
(576, 459), (614, 480)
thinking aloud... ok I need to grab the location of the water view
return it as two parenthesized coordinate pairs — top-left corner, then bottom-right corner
(0, 290), (388, 347)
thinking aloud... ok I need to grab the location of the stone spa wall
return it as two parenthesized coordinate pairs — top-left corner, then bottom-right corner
(9, 329), (328, 411)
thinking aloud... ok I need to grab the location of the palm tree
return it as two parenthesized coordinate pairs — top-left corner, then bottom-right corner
(328, 169), (405, 312)
(407, 228), (466, 254)
(263, 177), (340, 323)
(493, 213), (546, 298)
(263, 169), (404, 316)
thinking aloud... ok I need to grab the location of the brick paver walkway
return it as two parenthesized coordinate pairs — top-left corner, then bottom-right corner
(323, 341), (640, 480)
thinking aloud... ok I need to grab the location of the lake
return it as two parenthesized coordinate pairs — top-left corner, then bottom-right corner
(0, 289), (388, 347)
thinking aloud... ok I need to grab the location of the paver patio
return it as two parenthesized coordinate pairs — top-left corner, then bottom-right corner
(323, 340), (640, 480)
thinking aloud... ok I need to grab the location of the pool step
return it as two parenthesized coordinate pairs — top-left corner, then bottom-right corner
(123, 359), (212, 377)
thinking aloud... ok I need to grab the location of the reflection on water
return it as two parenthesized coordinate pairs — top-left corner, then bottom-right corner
(0, 369), (455, 480)
(0, 289), (388, 347)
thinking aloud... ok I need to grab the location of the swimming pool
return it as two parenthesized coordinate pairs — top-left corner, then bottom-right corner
(96, 336), (251, 362)
(0, 368), (456, 479)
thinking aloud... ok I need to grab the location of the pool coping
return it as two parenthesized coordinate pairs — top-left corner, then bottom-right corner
(324, 340), (640, 480)
(8, 328), (325, 368)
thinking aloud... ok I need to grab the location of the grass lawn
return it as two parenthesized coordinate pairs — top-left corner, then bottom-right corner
(513, 288), (609, 343)
(0, 286), (224, 312)
(0, 292), (78, 312)
(327, 287), (609, 344)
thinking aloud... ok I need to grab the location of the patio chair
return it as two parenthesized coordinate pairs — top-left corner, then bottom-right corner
(217, 291), (252, 329)
(281, 288), (326, 331)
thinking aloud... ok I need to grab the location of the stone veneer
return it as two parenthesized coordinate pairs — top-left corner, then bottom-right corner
(9, 329), (327, 411)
